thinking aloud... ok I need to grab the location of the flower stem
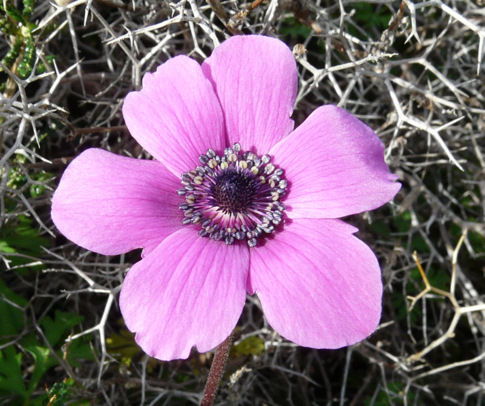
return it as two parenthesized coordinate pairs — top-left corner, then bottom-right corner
(200, 332), (233, 406)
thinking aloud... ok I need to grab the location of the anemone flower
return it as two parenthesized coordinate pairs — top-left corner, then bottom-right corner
(51, 35), (400, 361)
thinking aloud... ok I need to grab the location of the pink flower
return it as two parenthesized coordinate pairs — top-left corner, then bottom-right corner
(51, 35), (400, 361)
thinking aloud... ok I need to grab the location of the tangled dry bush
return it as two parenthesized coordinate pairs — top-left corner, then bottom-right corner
(1, 0), (484, 405)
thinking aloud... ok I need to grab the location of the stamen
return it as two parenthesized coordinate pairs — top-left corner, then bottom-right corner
(177, 143), (288, 247)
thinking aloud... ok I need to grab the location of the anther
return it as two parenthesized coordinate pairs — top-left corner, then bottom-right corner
(186, 195), (195, 204)
(264, 163), (275, 175)
(207, 148), (216, 158)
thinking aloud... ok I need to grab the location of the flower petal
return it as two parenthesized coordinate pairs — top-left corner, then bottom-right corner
(51, 148), (181, 255)
(248, 218), (383, 349)
(202, 35), (298, 153)
(123, 56), (226, 177)
(270, 105), (401, 218)
(120, 228), (249, 360)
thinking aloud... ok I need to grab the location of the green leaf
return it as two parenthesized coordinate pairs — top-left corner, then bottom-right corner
(232, 336), (265, 356)
(394, 211), (412, 233)
(39, 311), (84, 347)
(106, 328), (140, 367)
(0, 277), (27, 338)
(364, 381), (416, 405)
(65, 337), (95, 368)
(5, 2), (25, 24)
(370, 219), (391, 236)
(0, 346), (26, 400)
(38, 311), (93, 368)
(29, 171), (54, 198)
(468, 230), (485, 253)
(39, 378), (92, 406)
(3, 215), (50, 254)
(280, 17), (312, 40)
(0, 240), (16, 253)
(20, 311), (88, 402)
(23, 339), (58, 397)
(0, 215), (51, 270)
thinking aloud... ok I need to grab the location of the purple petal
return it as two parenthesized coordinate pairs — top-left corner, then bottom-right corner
(270, 105), (401, 218)
(248, 218), (383, 349)
(51, 148), (181, 255)
(123, 56), (226, 177)
(120, 228), (250, 360)
(202, 35), (298, 154)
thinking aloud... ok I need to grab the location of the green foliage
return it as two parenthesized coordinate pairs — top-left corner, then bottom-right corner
(22, 0), (36, 19)
(107, 327), (142, 367)
(371, 210), (429, 253)
(347, 2), (391, 40)
(7, 164), (54, 199)
(232, 336), (265, 356)
(0, 279), (94, 405)
(0, 277), (27, 336)
(36, 55), (56, 75)
(415, 266), (450, 292)
(467, 230), (485, 253)
(0, 214), (51, 270)
(393, 211), (411, 233)
(2, 37), (23, 68)
(40, 312), (85, 349)
(6, 151), (56, 215)
(352, 2), (391, 31)
(23, 338), (58, 403)
(17, 27), (36, 79)
(107, 326), (165, 376)
(0, 0), (55, 82)
(364, 381), (416, 405)
(45, 378), (78, 406)
(392, 265), (451, 323)
(280, 17), (312, 41)
(0, 278), (30, 404)
(0, 347), (26, 402)
(391, 290), (412, 322)
(0, 279), (27, 399)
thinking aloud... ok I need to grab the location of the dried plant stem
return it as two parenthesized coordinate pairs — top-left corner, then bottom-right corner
(200, 332), (233, 406)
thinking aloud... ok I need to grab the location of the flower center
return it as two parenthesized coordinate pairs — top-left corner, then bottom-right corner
(211, 170), (256, 213)
(177, 143), (288, 247)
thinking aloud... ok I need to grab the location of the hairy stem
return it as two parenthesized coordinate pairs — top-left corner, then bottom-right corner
(200, 332), (233, 406)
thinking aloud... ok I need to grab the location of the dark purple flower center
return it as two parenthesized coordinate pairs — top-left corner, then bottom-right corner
(177, 143), (288, 247)
(210, 170), (256, 213)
